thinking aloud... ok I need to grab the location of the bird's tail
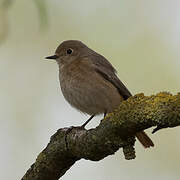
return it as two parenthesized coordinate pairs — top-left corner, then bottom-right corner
(136, 131), (154, 148)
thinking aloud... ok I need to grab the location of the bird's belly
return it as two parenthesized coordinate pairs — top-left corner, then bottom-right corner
(61, 86), (102, 115)
(60, 73), (123, 115)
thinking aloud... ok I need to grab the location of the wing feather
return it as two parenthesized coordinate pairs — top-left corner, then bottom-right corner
(89, 54), (132, 100)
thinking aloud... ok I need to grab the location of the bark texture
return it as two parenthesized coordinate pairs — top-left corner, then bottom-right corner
(22, 92), (180, 180)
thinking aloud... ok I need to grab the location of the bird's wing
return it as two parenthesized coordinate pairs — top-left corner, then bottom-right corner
(89, 54), (132, 100)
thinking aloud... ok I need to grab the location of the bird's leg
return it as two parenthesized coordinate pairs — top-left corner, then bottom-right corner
(104, 112), (107, 118)
(81, 115), (95, 128)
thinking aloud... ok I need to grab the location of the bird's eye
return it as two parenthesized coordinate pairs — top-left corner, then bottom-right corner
(66, 48), (73, 54)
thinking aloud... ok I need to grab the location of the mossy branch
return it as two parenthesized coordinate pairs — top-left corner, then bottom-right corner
(22, 92), (180, 180)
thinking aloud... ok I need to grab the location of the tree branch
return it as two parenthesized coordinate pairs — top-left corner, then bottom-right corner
(22, 92), (180, 180)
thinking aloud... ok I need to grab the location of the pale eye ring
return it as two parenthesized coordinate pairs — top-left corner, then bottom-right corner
(66, 48), (73, 54)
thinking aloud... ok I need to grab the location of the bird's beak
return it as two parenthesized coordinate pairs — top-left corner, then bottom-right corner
(45, 55), (59, 60)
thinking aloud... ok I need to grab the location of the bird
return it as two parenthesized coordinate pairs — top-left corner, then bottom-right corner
(46, 40), (154, 148)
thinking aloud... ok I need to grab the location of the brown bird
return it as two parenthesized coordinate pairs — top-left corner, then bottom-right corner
(46, 40), (154, 148)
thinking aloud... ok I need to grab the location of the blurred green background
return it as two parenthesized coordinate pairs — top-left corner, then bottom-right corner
(0, 0), (180, 179)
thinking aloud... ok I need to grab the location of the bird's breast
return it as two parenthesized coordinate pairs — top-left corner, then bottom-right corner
(59, 61), (123, 115)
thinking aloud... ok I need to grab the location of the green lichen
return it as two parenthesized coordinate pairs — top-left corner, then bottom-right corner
(103, 92), (180, 135)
